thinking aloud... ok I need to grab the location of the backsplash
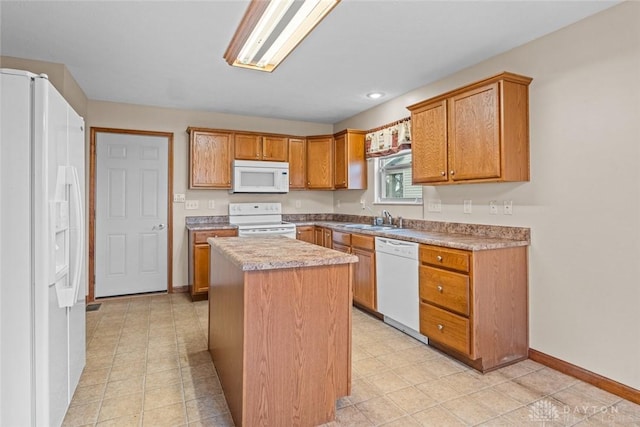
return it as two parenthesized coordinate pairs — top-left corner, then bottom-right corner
(186, 214), (530, 242)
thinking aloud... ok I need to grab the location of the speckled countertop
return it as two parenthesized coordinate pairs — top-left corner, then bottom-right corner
(208, 236), (358, 271)
(308, 222), (528, 251)
(187, 214), (530, 251)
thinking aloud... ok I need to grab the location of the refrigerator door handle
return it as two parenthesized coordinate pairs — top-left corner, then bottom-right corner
(69, 165), (84, 305)
(54, 166), (84, 308)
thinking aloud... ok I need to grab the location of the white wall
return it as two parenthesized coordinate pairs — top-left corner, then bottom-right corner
(335, 2), (640, 390)
(87, 101), (334, 289)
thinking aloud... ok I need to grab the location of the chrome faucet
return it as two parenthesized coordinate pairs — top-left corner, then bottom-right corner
(382, 209), (393, 225)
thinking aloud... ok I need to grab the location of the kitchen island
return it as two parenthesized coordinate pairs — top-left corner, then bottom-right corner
(207, 236), (358, 427)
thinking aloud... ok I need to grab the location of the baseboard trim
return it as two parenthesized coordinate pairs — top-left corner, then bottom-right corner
(529, 348), (640, 405)
(173, 285), (189, 293)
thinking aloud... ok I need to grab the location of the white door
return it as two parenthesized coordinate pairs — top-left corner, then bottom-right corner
(95, 132), (168, 297)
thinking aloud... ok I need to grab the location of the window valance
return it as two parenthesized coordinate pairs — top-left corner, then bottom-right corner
(365, 117), (411, 158)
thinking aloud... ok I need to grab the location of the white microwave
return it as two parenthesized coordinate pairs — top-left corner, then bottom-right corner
(231, 160), (289, 193)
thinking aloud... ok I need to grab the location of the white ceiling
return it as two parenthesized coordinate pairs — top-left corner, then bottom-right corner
(1, 1), (618, 124)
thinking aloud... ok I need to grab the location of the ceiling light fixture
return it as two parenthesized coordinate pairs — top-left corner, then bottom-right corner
(224, 0), (340, 73)
(366, 92), (385, 100)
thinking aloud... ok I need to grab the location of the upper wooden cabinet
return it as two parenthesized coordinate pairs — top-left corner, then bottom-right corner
(334, 130), (367, 190)
(288, 138), (306, 189)
(187, 128), (233, 189)
(187, 127), (368, 191)
(408, 72), (532, 185)
(306, 135), (334, 190)
(234, 132), (288, 162)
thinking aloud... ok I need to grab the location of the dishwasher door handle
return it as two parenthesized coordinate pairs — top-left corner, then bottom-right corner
(378, 238), (415, 247)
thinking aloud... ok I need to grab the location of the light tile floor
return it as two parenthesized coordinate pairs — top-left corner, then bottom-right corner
(64, 293), (640, 426)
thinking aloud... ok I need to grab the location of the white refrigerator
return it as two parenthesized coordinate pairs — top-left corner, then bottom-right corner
(0, 69), (86, 426)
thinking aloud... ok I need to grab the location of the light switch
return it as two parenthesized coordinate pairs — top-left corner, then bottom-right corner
(185, 200), (199, 210)
(428, 199), (441, 213)
(208, 200), (215, 209)
(173, 193), (185, 203)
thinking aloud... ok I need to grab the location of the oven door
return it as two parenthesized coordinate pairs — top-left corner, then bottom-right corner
(238, 227), (296, 239)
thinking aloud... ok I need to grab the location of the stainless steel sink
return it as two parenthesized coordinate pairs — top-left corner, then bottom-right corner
(342, 224), (395, 231)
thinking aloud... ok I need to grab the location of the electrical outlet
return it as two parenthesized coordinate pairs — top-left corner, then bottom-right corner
(463, 200), (472, 214)
(173, 193), (185, 203)
(208, 200), (215, 209)
(295, 200), (302, 208)
(504, 200), (513, 215)
(336, 200), (341, 208)
(185, 200), (199, 210)
(360, 199), (366, 210)
(428, 199), (442, 213)
(489, 200), (498, 215)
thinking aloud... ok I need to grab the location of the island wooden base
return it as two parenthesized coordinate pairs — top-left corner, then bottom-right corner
(208, 252), (352, 427)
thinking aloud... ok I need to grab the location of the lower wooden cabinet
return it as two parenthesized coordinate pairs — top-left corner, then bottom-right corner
(189, 228), (237, 300)
(330, 231), (377, 312)
(351, 234), (376, 312)
(418, 244), (528, 372)
(314, 226), (332, 248)
(295, 225), (315, 243)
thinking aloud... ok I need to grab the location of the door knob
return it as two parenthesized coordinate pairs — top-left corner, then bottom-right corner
(153, 224), (167, 231)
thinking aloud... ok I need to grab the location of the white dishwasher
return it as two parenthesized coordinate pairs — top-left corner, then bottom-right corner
(375, 237), (427, 343)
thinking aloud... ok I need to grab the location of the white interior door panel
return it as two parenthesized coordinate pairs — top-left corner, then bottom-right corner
(95, 132), (168, 297)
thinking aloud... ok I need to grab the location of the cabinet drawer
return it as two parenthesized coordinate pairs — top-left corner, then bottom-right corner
(194, 229), (237, 243)
(420, 245), (470, 273)
(420, 266), (470, 316)
(420, 303), (470, 355)
(351, 234), (374, 251)
(332, 231), (351, 246)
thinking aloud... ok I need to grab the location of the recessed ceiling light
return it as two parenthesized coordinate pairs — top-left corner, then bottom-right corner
(366, 92), (385, 100)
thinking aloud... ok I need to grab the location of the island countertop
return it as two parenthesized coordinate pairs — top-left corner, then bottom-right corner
(207, 236), (358, 271)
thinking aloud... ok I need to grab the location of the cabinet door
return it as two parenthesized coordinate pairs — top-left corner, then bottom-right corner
(322, 228), (332, 248)
(306, 136), (334, 189)
(411, 100), (448, 183)
(288, 138), (306, 189)
(190, 131), (232, 188)
(352, 247), (376, 310)
(314, 227), (324, 246)
(193, 244), (211, 294)
(234, 133), (262, 160)
(449, 83), (501, 181)
(334, 133), (347, 189)
(262, 136), (288, 161)
(295, 225), (314, 243)
(192, 229), (237, 297)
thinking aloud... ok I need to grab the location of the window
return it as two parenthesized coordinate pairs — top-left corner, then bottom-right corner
(375, 151), (422, 204)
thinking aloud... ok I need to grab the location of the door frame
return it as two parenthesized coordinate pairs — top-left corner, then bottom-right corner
(88, 127), (174, 302)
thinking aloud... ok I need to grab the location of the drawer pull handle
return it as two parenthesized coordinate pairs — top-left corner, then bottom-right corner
(436, 255), (443, 262)
(437, 285), (443, 293)
(437, 324), (444, 331)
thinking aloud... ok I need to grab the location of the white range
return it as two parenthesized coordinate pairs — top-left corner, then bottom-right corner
(229, 202), (297, 238)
